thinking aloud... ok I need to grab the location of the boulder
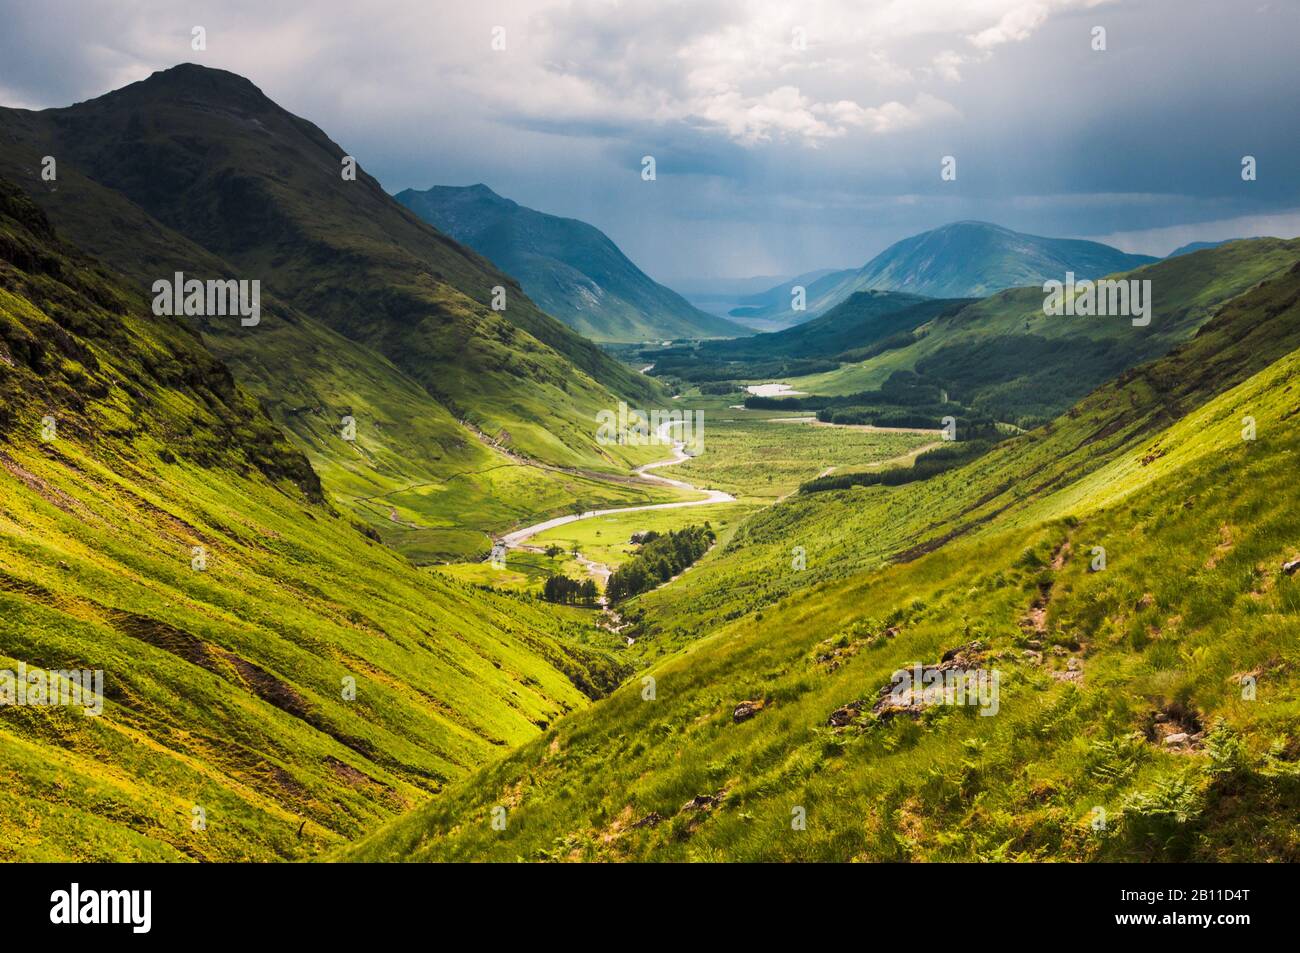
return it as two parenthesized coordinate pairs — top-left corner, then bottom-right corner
(733, 699), (766, 723)
(680, 794), (720, 813)
(828, 701), (863, 727)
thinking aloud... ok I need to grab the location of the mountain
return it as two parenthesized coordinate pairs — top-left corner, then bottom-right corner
(846, 221), (1158, 298)
(1166, 238), (1250, 258)
(0, 65), (660, 470)
(349, 253), (1300, 863)
(724, 267), (857, 328)
(0, 179), (628, 860)
(0, 65), (683, 562)
(715, 290), (968, 361)
(722, 268), (855, 331)
(730, 222), (1157, 324)
(396, 184), (745, 342)
(672, 273), (796, 300)
(671, 273), (802, 326)
(775, 238), (1300, 427)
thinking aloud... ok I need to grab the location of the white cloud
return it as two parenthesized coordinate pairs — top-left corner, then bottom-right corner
(933, 50), (967, 82)
(0, 0), (1106, 149)
(968, 3), (1051, 49)
(459, 0), (1105, 147)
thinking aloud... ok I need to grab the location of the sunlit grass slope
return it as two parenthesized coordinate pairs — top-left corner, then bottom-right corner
(347, 262), (1300, 863)
(0, 182), (627, 861)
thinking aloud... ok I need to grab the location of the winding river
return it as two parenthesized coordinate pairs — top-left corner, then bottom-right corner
(498, 419), (734, 549)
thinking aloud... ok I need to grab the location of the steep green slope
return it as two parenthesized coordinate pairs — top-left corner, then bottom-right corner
(0, 181), (626, 860)
(0, 64), (660, 468)
(397, 184), (745, 342)
(789, 238), (1300, 426)
(347, 261), (1300, 863)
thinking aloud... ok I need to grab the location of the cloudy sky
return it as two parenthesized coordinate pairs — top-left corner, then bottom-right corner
(2, 0), (1297, 282)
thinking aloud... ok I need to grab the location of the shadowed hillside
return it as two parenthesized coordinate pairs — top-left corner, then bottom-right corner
(0, 64), (660, 469)
(398, 184), (746, 342)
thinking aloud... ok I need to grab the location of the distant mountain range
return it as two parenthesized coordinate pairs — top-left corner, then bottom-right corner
(732, 221), (1157, 325)
(396, 184), (745, 342)
(721, 269), (854, 331)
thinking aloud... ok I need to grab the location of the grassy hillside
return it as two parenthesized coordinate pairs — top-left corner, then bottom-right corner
(0, 90), (678, 563)
(645, 292), (971, 387)
(788, 238), (1300, 426)
(0, 64), (661, 470)
(620, 257), (1300, 656)
(397, 184), (745, 342)
(346, 260), (1300, 863)
(0, 181), (628, 860)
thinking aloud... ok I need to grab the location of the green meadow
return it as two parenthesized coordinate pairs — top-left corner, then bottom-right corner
(656, 415), (938, 501)
(529, 502), (758, 573)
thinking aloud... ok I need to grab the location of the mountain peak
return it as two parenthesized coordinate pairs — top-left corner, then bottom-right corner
(396, 184), (746, 341)
(852, 221), (1157, 299)
(105, 63), (275, 112)
(926, 221), (1020, 238)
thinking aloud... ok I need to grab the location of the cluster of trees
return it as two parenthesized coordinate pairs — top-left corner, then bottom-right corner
(913, 336), (1129, 430)
(606, 524), (715, 602)
(696, 381), (741, 396)
(746, 371), (999, 439)
(541, 574), (599, 605)
(815, 407), (1003, 440)
(738, 370), (1011, 439)
(744, 394), (832, 411)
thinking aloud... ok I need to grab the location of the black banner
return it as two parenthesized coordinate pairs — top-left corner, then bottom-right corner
(3, 862), (1280, 939)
